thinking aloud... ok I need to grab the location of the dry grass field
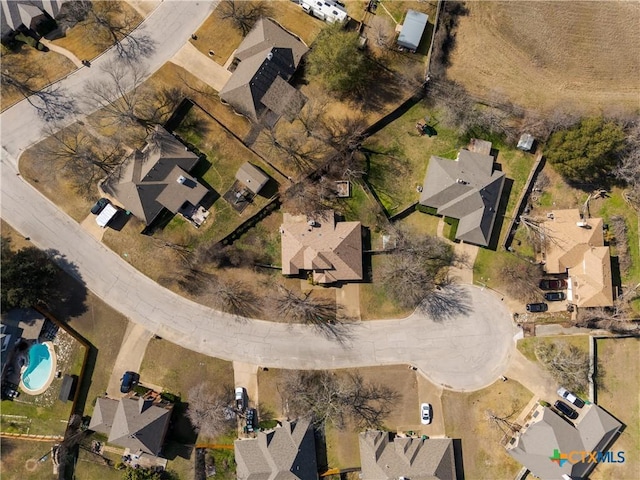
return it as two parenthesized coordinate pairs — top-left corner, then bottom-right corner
(592, 337), (640, 480)
(447, 1), (640, 114)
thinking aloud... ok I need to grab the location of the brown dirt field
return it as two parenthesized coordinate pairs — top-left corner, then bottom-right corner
(1, 47), (76, 111)
(591, 338), (640, 480)
(441, 379), (533, 480)
(447, 2), (640, 114)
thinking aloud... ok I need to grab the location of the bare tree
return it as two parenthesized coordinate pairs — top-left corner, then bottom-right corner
(378, 227), (457, 310)
(218, 0), (272, 35)
(260, 127), (323, 175)
(84, 61), (182, 135)
(368, 16), (395, 50)
(36, 124), (124, 195)
(534, 341), (590, 393)
(280, 370), (398, 429)
(1, 66), (76, 121)
(201, 275), (262, 318)
(495, 254), (543, 302)
(186, 383), (236, 439)
(280, 177), (338, 216)
(273, 285), (341, 325)
(614, 122), (640, 206)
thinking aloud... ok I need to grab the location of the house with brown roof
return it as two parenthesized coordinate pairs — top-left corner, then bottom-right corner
(280, 211), (363, 284)
(88, 396), (173, 456)
(236, 162), (270, 195)
(419, 140), (505, 247)
(506, 404), (622, 480)
(359, 430), (458, 480)
(219, 18), (308, 124)
(541, 209), (613, 307)
(102, 126), (211, 227)
(234, 418), (318, 480)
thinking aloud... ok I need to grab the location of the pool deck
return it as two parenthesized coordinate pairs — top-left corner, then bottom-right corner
(19, 341), (57, 396)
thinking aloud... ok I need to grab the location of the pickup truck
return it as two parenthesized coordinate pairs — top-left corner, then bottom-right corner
(96, 203), (118, 228)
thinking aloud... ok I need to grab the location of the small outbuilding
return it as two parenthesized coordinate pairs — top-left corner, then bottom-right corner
(397, 9), (428, 52)
(235, 162), (270, 195)
(517, 133), (535, 152)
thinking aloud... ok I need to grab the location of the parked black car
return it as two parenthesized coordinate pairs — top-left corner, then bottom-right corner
(526, 303), (548, 313)
(90, 198), (110, 215)
(540, 279), (567, 290)
(544, 292), (566, 301)
(120, 371), (139, 394)
(554, 400), (579, 419)
(245, 408), (257, 432)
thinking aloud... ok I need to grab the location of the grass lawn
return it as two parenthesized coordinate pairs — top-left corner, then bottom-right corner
(360, 256), (414, 320)
(52, 1), (143, 60)
(139, 338), (233, 399)
(0, 438), (59, 480)
(441, 379), (533, 480)
(364, 103), (466, 215)
(517, 335), (590, 364)
(73, 449), (123, 480)
(591, 337), (640, 480)
(1, 45), (76, 111)
(191, 1), (324, 65)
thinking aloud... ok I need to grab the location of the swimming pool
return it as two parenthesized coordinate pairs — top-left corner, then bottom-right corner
(20, 342), (57, 395)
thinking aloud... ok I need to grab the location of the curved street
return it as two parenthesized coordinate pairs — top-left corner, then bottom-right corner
(0, 1), (517, 392)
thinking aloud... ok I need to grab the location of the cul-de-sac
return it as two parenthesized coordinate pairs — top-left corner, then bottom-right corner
(1, 1), (638, 479)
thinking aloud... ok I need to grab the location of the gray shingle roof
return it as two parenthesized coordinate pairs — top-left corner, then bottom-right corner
(102, 126), (207, 225)
(89, 397), (172, 456)
(419, 145), (505, 246)
(1, 0), (65, 33)
(234, 418), (318, 480)
(236, 162), (270, 194)
(219, 18), (308, 122)
(397, 9), (428, 51)
(507, 405), (622, 480)
(359, 431), (457, 480)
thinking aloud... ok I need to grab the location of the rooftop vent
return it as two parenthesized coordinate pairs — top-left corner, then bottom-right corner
(177, 175), (186, 184)
(267, 52), (273, 61)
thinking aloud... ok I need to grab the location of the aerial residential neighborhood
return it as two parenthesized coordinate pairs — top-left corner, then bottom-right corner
(0, 1), (638, 480)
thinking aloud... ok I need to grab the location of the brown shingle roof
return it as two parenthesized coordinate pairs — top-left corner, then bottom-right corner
(542, 209), (613, 307)
(236, 162), (270, 195)
(280, 211), (363, 284)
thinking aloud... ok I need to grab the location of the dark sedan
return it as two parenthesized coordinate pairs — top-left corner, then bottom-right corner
(526, 303), (548, 313)
(544, 292), (566, 301)
(120, 371), (139, 394)
(554, 400), (579, 419)
(540, 279), (567, 290)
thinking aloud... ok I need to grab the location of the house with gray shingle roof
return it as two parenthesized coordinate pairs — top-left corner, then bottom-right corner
(419, 140), (505, 247)
(89, 397), (173, 456)
(234, 418), (318, 480)
(280, 210), (363, 284)
(506, 404), (622, 480)
(1, 0), (66, 40)
(219, 18), (308, 124)
(359, 430), (457, 480)
(102, 126), (210, 226)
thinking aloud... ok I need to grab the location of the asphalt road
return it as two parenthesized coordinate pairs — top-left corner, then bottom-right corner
(0, 1), (517, 392)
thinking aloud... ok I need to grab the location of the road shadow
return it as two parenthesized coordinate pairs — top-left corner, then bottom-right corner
(419, 284), (472, 322)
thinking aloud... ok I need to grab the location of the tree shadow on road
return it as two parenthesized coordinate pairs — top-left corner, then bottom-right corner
(419, 284), (472, 322)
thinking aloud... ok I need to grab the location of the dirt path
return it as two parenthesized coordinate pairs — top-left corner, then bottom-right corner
(106, 322), (154, 397)
(39, 39), (82, 68)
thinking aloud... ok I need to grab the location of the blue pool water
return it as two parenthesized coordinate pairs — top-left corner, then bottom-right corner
(22, 343), (53, 391)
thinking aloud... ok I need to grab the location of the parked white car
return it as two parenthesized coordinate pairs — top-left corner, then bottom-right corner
(420, 403), (432, 425)
(557, 387), (585, 408)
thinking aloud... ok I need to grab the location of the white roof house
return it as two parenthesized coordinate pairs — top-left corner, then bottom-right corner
(397, 9), (429, 51)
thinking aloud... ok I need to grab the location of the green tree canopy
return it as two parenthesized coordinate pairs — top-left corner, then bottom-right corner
(545, 117), (626, 184)
(306, 24), (370, 96)
(1, 239), (59, 312)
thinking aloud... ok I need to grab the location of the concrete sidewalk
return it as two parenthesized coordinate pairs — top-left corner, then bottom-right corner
(170, 42), (232, 92)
